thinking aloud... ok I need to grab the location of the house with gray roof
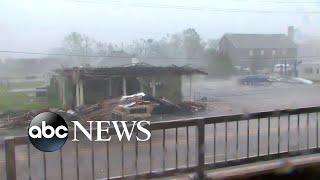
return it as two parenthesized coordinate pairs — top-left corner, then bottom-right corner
(219, 27), (298, 72)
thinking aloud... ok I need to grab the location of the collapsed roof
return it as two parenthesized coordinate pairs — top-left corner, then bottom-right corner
(55, 63), (208, 79)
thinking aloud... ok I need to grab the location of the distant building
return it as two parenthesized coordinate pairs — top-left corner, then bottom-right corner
(219, 27), (298, 72)
(298, 39), (320, 62)
(50, 63), (207, 108)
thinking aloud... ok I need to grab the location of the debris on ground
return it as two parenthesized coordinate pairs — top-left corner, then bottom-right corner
(111, 92), (206, 120)
(178, 101), (206, 114)
(289, 77), (313, 85)
(0, 108), (52, 129)
(74, 98), (120, 121)
(0, 92), (206, 128)
(239, 74), (314, 86)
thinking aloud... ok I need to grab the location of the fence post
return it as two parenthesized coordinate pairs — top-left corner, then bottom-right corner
(194, 120), (206, 179)
(5, 137), (16, 180)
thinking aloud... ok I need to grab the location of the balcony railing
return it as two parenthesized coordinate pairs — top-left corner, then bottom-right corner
(3, 106), (320, 180)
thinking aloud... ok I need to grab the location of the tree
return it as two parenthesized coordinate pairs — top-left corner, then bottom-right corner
(182, 28), (204, 58)
(63, 32), (95, 56)
(206, 39), (220, 50)
(53, 28), (209, 66)
(169, 33), (183, 57)
(61, 32), (97, 65)
(95, 41), (109, 56)
(204, 48), (234, 78)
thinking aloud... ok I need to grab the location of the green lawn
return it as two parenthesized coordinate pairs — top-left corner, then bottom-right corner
(7, 81), (45, 89)
(0, 91), (49, 112)
(0, 81), (60, 112)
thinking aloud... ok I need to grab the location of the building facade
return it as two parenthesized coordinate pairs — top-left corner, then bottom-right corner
(298, 62), (320, 81)
(219, 27), (297, 72)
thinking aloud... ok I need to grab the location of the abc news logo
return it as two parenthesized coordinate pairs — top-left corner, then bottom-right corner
(28, 112), (150, 152)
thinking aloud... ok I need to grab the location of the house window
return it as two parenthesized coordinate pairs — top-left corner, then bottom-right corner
(317, 68), (320, 74)
(272, 50), (276, 56)
(260, 50), (264, 55)
(249, 50), (253, 56)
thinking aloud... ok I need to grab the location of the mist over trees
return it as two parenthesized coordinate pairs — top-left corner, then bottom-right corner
(56, 29), (205, 58)
(0, 28), (234, 77)
(52, 28), (233, 77)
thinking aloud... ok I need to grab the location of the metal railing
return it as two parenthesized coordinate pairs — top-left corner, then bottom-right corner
(3, 106), (320, 180)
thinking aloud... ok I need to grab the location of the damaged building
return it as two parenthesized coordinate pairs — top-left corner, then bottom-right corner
(49, 63), (207, 108)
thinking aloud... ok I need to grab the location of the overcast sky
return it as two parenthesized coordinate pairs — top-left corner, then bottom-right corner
(0, 0), (319, 58)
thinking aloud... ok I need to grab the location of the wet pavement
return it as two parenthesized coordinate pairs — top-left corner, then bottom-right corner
(1, 78), (320, 179)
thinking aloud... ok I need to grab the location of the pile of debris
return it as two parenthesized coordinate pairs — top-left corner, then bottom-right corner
(0, 92), (206, 128)
(111, 92), (206, 121)
(178, 101), (207, 114)
(0, 109), (52, 129)
(73, 97), (120, 121)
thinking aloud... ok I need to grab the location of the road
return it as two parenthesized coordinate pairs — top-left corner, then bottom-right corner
(190, 78), (320, 115)
(1, 78), (320, 180)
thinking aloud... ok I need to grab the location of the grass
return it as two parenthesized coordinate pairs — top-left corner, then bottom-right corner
(0, 81), (60, 112)
(0, 91), (49, 112)
(0, 81), (45, 90)
(7, 81), (45, 89)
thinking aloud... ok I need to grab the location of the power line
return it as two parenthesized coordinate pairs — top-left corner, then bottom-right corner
(68, 0), (320, 14)
(0, 50), (200, 60)
(260, 0), (320, 4)
(230, 0), (320, 4)
(72, 0), (320, 6)
(0, 50), (319, 61)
